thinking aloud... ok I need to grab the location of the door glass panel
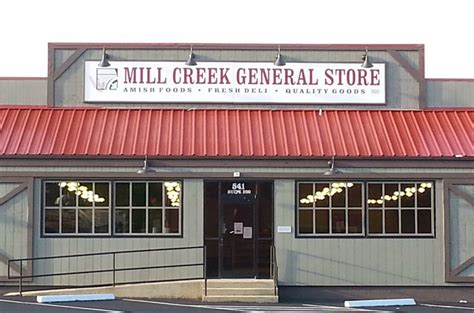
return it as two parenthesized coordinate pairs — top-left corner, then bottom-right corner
(222, 202), (254, 278)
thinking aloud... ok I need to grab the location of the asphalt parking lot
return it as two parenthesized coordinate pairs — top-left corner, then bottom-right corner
(0, 296), (473, 313)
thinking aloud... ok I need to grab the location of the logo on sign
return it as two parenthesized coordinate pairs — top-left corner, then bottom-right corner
(96, 68), (118, 90)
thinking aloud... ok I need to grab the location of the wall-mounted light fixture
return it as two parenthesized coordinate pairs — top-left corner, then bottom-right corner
(185, 46), (197, 66)
(323, 156), (342, 176)
(98, 48), (111, 67)
(137, 155), (156, 174)
(361, 48), (373, 68)
(274, 46), (286, 66)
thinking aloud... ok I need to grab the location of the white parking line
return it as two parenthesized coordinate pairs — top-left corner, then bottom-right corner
(124, 298), (373, 312)
(123, 298), (243, 311)
(0, 298), (121, 312)
(420, 303), (474, 311)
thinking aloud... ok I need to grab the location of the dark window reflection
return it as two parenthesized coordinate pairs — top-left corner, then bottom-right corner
(132, 209), (146, 233)
(257, 182), (273, 238)
(348, 183), (362, 207)
(61, 209), (76, 233)
(369, 210), (382, 234)
(95, 183), (110, 207)
(417, 183), (432, 207)
(148, 183), (163, 207)
(401, 184), (415, 207)
(95, 209), (109, 233)
(368, 184), (382, 207)
(116, 183), (130, 206)
(45, 183), (60, 207)
(332, 209), (346, 233)
(384, 184), (399, 208)
(132, 183), (146, 207)
(298, 183), (313, 208)
(401, 210), (415, 233)
(204, 182), (219, 238)
(148, 209), (163, 233)
(315, 183), (330, 207)
(331, 183), (346, 208)
(78, 209), (93, 233)
(115, 209), (130, 233)
(385, 210), (399, 233)
(78, 183), (93, 207)
(315, 210), (329, 233)
(417, 210), (432, 233)
(165, 209), (179, 233)
(45, 209), (59, 233)
(299, 210), (313, 234)
(348, 209), (362, 233)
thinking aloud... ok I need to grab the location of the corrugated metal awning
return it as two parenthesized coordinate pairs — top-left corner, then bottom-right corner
(1, 107), (472, 158)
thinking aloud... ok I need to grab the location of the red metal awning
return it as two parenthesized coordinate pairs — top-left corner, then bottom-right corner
(1, 107), (472, 158)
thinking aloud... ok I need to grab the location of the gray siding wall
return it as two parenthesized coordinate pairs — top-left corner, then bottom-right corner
(448, 185), (474, 277)
(427, 80), (474, 108)
(274, 179), (445, 286)
(0, 79), (47, 105)
(52, 48), (421, 109)
(0, 183), (29, 280)
(32, 179), (203, 286)
(2, 165), (473, 286)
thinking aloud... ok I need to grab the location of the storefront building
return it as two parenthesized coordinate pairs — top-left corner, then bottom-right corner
(0, 43), (472, 291)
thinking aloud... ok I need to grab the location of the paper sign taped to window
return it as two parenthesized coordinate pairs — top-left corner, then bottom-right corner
(243, 226), (252, 239)
(234, 222), (243, 234)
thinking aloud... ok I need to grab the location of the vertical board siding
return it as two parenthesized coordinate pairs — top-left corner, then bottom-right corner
(448, 185), (474, 277)
(427, 81), (474, 108)
(0, 80), (47, 105)
(274, 179), (445, 286)
(53, 48), (420, 109)
(32, 179), (203, 286)
(0, 183), (29, 280)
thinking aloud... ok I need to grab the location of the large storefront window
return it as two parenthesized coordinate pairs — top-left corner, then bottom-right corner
(43, 180), (182, 236)
(43, 181), (110, 235)
(367, 182), (434, 236)
(297, 181), (434, 237)
(297, 182), (364, 236)
(114, 181), (181, 235)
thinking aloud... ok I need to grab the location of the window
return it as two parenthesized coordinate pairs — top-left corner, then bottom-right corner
(296, 181), (434, 237)
(367, 182), (434, 236)
(297, 182), (364, 236)
(114, 181), (181, 235)
(43, 181), (110, 235)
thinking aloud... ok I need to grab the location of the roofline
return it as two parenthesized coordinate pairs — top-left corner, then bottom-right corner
(427, 78), (474, 82)
(1, 106), (472, 112)
(48, 42), (425, 51)
(0, 77), (46, 80)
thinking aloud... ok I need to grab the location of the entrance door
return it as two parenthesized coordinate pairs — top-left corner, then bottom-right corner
(221, 201), (255, 277)
(204, 181), (273, 279)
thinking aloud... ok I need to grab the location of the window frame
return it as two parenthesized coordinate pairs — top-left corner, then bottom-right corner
(41, 179), (183, 238)
(42, 180), (112, 237)
(113, 181), (183, 237)
(295, 180), (435, 238)
(296, 181), (365, 238)
(366, 181), (435, 237)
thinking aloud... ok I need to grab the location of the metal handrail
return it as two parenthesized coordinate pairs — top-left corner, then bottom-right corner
(270, 245), (278, 296)
(8, 245), (205, 296)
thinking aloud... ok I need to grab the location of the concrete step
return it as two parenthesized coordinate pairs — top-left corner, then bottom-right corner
(206, 287), (276, 296)
(202, 295), (279, 303)
(206, 279), (274, 289)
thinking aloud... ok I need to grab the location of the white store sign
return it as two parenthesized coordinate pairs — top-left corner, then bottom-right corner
(84, 61), (385, 104)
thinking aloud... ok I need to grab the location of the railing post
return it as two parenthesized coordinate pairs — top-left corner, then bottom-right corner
(19, 260), (23, 296)
(203, 246), (207, 297)
(269, 245), (273, 278)
(112, 252), (116, 287)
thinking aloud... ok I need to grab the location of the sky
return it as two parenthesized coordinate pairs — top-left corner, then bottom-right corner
(1, 0), (473, 78)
